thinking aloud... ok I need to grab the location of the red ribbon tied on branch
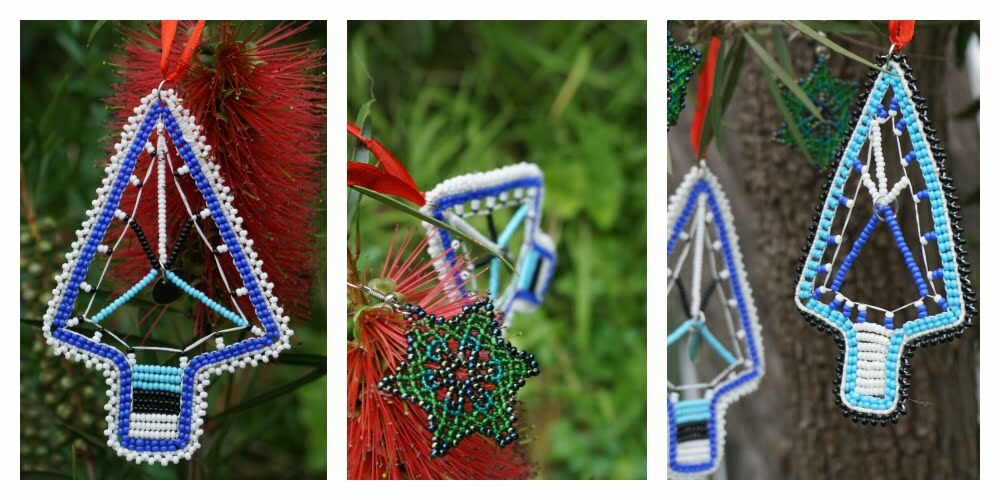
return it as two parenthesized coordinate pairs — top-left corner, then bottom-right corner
(160, 20), (206, 82)
(689, 37), (721, 159)
(888, 20), (915, 51)
(347, 122), (426, 206)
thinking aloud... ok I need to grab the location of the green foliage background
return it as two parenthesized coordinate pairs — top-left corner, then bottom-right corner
(348, 21), (647, 479)
(20, 21), (327, 479)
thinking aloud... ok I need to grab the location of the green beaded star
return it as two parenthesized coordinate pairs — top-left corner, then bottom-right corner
(668, 32), (702, 129)
(378, 297), (539, 458)
(775, 56), (859, 169)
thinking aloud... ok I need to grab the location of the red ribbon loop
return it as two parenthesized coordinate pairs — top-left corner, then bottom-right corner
(161, 20), (206, 82)
(689, 37), (721, 158)
(347, 122), (425, 206)
(888, 21), (915, 51)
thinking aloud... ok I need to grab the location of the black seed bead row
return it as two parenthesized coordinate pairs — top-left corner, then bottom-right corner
(126, 217), (161, 268)
(675, 422), (709, 442)
(794, 52), (978, 426)
(132, 389), (181, 414)
(163, 217), (195, 268)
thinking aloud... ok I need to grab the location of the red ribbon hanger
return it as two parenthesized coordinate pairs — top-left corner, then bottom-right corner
(347, 123), (426, 206)
(160, 20), (206, 82)
(689, 37), (721, 159)
(888, 20), (915, 51)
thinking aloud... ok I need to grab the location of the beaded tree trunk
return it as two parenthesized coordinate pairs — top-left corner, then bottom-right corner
(670, 25), (979, 479)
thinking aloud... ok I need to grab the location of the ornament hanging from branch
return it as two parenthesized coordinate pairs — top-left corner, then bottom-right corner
(667, 37), (765, 478)
(347, 231), (535, 479)
(38, 20), (317, 465)
(774, 48), (858, 169)
(793, 21), (977, 425)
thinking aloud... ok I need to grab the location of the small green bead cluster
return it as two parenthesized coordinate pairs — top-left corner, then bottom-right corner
(775, 57), (859, 169)
(378, 298), (539, 458)
(668, 32), (702, 129)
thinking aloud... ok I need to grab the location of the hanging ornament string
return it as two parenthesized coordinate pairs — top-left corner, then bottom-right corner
(159, 20), (206, 83)
(689, 37), (721, 158)
(347, 122), (426, 206)
(888, 20), (915, 51)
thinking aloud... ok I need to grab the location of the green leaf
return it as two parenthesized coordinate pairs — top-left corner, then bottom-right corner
(351, 186), (516, 272)
(786, 21), (892, 74)
(771, 26), (792, 74)
(348, 99), (376, 229)
(275, 352), (327, 367)
(21, 470), (74, 480)
(762, 61), (815, 166)
(209, 367), (326, 421)
(86, 21), (106, 48)
(743, 32), (823, 121)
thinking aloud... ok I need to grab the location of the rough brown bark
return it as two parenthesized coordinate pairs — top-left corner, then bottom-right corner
(669, 24), (979, 479)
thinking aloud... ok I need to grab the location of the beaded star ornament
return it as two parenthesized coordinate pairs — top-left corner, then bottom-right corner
(775, 52), (858, 169)
(793, 48), (977, 424)
(41, 86), (293, 464)
(354, 284), (539, 458)
(422, 163), (556, 325)
(667, 162), (765, 478)
(668, 32), (702, 129)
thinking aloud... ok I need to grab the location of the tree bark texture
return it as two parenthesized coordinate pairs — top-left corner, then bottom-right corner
(668, 25), (979, 479)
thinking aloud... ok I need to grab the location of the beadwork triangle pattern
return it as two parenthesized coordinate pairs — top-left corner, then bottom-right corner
(422, 163), (556, 325)
(794, 52), (976, 424)
(667, 163), (764, 478)
(377, 298), (539, 457)
(41, 88), (293, 465)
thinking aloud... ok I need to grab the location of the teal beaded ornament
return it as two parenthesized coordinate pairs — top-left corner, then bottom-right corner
(668, 32), (702, 129)
(368, 288), (539, 457)
(794, 50), (976, 425)
(775, 53), (858, 169)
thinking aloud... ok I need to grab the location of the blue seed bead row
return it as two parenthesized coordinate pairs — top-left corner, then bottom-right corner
(52, 103), (161, 333)
(134, 364), (183, 393)
(667, 182), (706, 256)
(164, 270), (247, 327)
(881, 206), (929, 296)
(829, 214), (880, 293)
(91, 269), (159, 323)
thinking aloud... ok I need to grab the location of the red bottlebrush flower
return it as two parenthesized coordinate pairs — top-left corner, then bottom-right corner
(106, 21), (325, 336)
(348, 230), (533, 479)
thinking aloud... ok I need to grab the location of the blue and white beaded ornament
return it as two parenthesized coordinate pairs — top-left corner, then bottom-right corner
(422, 163), (556, 325)
(41, 87), (294, 465)
(794, 51), (976, 425)
(667, 163), (765, 478)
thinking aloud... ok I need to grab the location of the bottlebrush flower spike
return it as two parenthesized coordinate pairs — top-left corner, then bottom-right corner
(348, 230), (533, 479)
(108, 21), (325, 329)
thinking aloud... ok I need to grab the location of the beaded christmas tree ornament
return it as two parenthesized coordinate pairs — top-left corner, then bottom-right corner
(41, 87), (293, 465)
(355, 284), (539, 458)
(793, 48), (977, 425)
(774, 52), (858, 169)
(668, 32), (702, 129)
(422, 163), (556, 325)
(667, 163), (765, 478)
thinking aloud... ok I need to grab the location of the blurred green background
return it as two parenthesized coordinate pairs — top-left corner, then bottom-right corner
(20, 21), (327, 479)
(348, 21), (647, 479)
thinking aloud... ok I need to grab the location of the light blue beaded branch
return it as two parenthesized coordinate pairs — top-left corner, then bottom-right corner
(40, 88), (293, 465)
(794, 51), (976, 425)
(667, 164), (765, 478)
(421, 163), (557, 325)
